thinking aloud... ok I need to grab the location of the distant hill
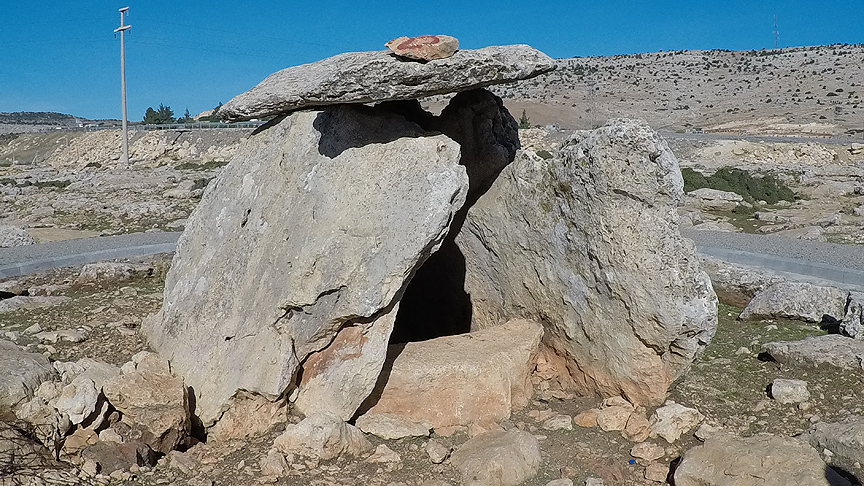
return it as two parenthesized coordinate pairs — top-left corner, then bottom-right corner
(0, 111), (85, 126)
(490, 44), (864, 137)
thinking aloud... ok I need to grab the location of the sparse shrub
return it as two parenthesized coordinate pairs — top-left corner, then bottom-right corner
(682, 167), (795, 204)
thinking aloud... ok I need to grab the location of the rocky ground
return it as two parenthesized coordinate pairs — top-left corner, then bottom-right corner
(1, 256), (862, 485)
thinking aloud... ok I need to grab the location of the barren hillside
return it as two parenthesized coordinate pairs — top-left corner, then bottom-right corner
(489, 44), (864, 136)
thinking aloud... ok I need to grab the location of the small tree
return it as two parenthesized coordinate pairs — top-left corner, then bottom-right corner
(142, 104), (175, 124)
(177, 108), (193, 124)
(518, 109), (531, 129)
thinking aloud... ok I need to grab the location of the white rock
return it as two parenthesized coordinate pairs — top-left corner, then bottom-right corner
(769, 378), (810, 404)
(740, 282), (848, 323)
(51, 377), (99, 425)
(649, 402), (704, 443)
(449, 430), (541, 486)
(425, 438), (451, 464)
(366, 444), (401, 463)
(272, 415), (372, 461)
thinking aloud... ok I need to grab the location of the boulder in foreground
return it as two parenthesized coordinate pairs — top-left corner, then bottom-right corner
(674, 432), (850, 486)
(360, 319), (543, 429)
(456, 119), (718, 405)
(144, 104), (469, 426)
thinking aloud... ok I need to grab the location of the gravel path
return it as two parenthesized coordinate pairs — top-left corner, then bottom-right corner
(0, 232), (181, 278)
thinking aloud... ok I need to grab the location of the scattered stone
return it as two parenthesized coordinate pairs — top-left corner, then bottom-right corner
(272, 415), (372, 460)
(52, 377), (99, 425)
(80, 440), (158, 474)
(103, 351), (190, 454)
(75, 262), (153, 285)
(81, 458), (100, 477)
(360, 319), (542, 429)
(769, 378), (810, 404)
(673, 432), (851, 486)
(762, 334), (864, 371)
(385, 35), (459, 61)
(425, 438), (451, 464)
(596, 406), (632, 432)
(220, 45), (555, 121)
(166, 450), (197, 475)
(449, 430), (541, 486)
(840, 292), (864, 339)
(34, 329), (86, 344)
(355, 413), (432, 440)
(685, 188), (744, 211)
(207, 391), (287, 441)
(623, 412), (652, 442)
(60, 426), (98, 456)
(0, 339), (56, 416)
(24, 323), (42, 334)
(0, 421), (73, 481)
(644, 463), (669, 482)
(0, 295), (69, 313)
(739, 282), (848, 324)
(573, 410), (599, 428)
(806, 415), (864, 476)
(545, 480), (574, 486)
(631, 442), (666, 462)
(584, 479), (604, 486)
(693, 423), (723, 441)
(0, 224), (36, 247)
(366, 444), (401, 463)
(456, 119), (717, 406)
(649, 402), (704, 443)
(145, 103), (470, 426)
(14, 396), (71, 450)
(542, 414), (573, 431)
(259, 448), (288, 477)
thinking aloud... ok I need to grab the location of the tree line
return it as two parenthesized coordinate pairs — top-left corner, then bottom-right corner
(142, 102), (223, 125)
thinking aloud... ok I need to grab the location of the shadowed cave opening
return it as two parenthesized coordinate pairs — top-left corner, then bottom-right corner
(389, 239), (473, 343)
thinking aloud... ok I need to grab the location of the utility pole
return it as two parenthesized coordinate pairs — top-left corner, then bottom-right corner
(115, 7), (131, 167)
(773, 15), (780, 49)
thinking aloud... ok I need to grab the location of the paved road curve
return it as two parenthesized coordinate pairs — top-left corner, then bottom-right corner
(1, 230), (862, 291)
(0, 232), (181, 279)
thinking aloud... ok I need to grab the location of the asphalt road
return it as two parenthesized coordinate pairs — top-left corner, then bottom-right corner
(1, 230), (862, 291)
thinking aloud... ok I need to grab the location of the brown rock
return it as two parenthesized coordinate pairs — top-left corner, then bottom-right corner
(80, 440), (157, 474)
(596, 406), (632, 432)
(359, 319), (543, 429)
(573, 409), (599, 428)
(61, 427), (98, 456)
(385, 35), (459, 61)
(645, 463), (669, 482)
(207, 391), (286, 441)
(623, 412), (651, 442)
(103, 352), (190, 454)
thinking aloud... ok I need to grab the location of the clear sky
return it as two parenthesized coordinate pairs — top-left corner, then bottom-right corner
(2, 1), (862, 121)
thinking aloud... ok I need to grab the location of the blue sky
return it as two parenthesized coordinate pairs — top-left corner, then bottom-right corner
(1, 1), (862, 120)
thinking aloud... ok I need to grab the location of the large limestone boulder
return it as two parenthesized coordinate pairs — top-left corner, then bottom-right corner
(806, 415), (864, 479)
(220, 45), (555, 121)
(674, 432), (851, 486)
(455, 119), (718, 405)
(359, 319), (543, 429)
(762, 334), (864, 371)
(144, 104), (469, 425)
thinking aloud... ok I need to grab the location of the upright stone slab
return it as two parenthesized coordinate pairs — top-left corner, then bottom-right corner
(456, 119), (718, 406)
(144, 105), (468, 425)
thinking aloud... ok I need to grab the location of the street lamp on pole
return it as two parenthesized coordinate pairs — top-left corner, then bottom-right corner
(115, 7), (131, 167)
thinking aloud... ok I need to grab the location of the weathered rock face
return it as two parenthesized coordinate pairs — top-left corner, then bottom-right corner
(385, 35), (459, 60)
(358, 319), (543, 429)
(739, 281), (848, 323)
(144, 104), (469, 425)
(806, 416), (864, 479)
(220, 45), (555, 121)
(674, 432), (850, 486)
(455, 119), (718, 406)
(0, 339), (56, 419)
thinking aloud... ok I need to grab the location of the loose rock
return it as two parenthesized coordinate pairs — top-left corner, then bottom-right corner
(272, 415), (372, 461)
(385, 35), (459, 61)
(449, 429), (541, 486)
(769, 378), (810, 404)
(649, 402), (704, 443)
(762, 334), (864, 371)
(739, 282), (848, 323)
(0, 339), (56, 417)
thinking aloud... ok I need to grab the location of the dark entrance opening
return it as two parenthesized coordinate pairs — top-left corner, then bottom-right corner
(389, 239), (472, 343)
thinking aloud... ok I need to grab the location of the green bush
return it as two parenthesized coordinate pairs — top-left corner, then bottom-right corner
(682, 167), (795, 205)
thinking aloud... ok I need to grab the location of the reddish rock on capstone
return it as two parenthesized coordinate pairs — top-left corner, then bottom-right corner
(385, 35), (459, 61)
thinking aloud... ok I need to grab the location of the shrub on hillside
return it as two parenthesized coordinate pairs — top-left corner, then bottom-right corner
(682, 167), (795, 205)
